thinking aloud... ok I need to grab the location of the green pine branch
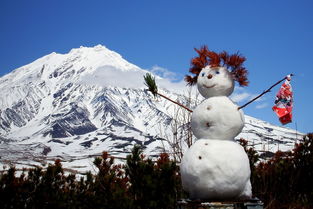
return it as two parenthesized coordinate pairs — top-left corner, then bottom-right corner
(144, 73), (158, 97)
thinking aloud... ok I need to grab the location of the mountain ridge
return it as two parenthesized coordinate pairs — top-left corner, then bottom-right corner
(0, 45), (303, 172)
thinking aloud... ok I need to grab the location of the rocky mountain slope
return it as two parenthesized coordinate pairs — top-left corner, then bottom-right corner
(0, 45), (302, 172)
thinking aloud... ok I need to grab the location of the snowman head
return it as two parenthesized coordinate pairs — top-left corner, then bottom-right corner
(185, 46), (248, 98)
(197, 66), (234, 98)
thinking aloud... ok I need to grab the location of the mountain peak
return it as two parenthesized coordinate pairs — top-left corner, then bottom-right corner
(0, 45), (143, 87)
(68, 44), (109, 54)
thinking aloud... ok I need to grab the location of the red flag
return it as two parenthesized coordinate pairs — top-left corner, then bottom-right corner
(272, 75), (293, 125)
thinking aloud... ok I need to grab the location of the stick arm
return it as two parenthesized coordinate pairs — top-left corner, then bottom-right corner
(238, 74), (294, 110)
(144, 73), (193, 112)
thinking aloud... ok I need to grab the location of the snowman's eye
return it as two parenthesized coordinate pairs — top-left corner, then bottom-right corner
(215, 71), (220, 74)
(201, 72), (205, 77)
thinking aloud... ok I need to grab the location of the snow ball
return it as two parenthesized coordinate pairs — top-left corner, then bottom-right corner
(197, 66), (234, 98)
(180, 139), (252, 200)
(191, 96), (244, 140)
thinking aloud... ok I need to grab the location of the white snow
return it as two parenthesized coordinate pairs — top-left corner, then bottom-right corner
(180, 139), (251, 200)
(191, 96), (244, 140)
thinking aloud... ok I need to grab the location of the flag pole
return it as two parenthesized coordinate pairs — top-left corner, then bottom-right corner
(238, 74), (294, 110)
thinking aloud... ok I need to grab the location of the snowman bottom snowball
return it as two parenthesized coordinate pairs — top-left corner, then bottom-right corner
(180, 139), (252, 200)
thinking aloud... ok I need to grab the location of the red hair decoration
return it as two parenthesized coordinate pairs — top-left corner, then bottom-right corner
(185, 45), (248, 86)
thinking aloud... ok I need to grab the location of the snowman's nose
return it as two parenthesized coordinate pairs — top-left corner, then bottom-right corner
(207, 74), (213, 79)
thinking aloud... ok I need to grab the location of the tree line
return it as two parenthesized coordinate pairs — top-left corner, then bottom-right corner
(0, 133), (312, 209)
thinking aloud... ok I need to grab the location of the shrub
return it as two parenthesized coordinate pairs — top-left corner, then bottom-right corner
(1, 135), (312, 209)
(0, 145), (181, 209)
(125, 145), (182, 209)
(246, 133), (313, 209)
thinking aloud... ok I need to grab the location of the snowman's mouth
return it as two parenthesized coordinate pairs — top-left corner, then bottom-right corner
(203, 84), (216, 89)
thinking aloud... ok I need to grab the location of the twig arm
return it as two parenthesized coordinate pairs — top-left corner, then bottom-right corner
(157, 92), (193, 113)
(238, 74), (293, 110)
(144, 73), (193, 112)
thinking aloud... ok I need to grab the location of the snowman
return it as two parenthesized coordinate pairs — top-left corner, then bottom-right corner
(181, 46), (252, 200)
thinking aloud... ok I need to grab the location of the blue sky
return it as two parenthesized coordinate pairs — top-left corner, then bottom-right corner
(1, 0), (312, 134)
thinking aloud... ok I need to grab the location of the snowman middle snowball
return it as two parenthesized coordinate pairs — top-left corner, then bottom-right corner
(191, 96), (244, 140)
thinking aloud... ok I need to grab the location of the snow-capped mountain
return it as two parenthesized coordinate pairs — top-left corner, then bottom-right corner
(0, 45), (303, 172)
